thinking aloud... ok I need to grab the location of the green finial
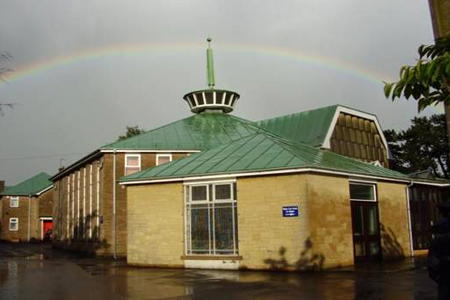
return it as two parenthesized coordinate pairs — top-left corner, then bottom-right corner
(206, 37), (215, 88)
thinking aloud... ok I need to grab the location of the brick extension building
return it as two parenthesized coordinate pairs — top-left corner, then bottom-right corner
(0, 173), (53, 242)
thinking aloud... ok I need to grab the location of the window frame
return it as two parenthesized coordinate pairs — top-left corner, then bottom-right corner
(9, 218), (19, 231)
(184, 180), (238, 256)
(156, 154), (172, 166)
(124, 154), (141, 176)
(10, 196), (19, 208)
(349, 182), (377, 202)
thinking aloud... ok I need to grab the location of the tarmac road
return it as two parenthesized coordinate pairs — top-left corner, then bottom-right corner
(0, 243), (438, 300)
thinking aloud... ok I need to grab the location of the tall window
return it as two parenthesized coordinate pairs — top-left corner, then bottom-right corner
(156, 154), (172, 166)
(10, 197), (19, 208)
(9, 218), (19, 231)
(125, 154), (141, 176)
(185, 182), (238, 256)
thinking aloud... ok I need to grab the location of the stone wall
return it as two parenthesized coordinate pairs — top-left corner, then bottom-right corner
(378, 182), (412, 259)
(237, 174), (311, 270)
(127, 183), (184, 267)
(306, 174), (354, 268)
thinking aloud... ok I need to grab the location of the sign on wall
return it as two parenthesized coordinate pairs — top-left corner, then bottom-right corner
(282, 206), (299, 217)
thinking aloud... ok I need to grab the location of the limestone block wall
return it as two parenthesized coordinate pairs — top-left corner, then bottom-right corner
(306, 174), (354, 268)
(127, 183), (184, 267)
(377, 182), (412, 259)
(237, 174), (311, 270)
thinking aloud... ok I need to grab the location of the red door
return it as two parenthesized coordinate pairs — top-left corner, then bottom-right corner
(43, 220), (53, 240)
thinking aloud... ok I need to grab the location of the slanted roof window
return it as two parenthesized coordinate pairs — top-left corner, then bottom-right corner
(125, 154), (141, 176)
(156, 154), (172, 166)
(10, 196), (19, 208)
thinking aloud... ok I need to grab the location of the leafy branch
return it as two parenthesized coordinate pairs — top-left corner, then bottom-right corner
(384, 36), (450, 112)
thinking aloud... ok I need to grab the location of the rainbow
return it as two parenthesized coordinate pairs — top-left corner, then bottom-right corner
(0, 42), (394, 87)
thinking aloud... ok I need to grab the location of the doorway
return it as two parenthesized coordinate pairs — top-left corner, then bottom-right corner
(351, 201), (381, 262)
(349, 183), (381, 262)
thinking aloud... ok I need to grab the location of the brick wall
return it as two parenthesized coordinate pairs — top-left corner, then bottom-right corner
(53, 152), (189, 257)
(0, 196), (39, 241)
(38, 188), (54, 217)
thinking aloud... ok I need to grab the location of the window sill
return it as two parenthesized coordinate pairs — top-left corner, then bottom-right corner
(181, 255), (242, 261)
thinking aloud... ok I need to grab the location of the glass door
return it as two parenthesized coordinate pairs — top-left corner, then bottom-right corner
(351, 201), (382, 262)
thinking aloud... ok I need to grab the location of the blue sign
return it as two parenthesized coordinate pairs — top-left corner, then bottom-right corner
(282, 206), (299, 217)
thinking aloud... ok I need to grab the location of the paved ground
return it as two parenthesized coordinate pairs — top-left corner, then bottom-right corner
(0, 243), (438, 300)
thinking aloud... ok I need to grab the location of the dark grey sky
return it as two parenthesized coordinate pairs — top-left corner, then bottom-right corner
(0, 0), (439, 185)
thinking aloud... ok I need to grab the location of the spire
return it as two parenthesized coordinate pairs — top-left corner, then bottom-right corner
(206, 37), (215, 88)
(182, 37), (241, 114)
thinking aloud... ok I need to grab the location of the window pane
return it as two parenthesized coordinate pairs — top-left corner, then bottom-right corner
(354, 242), (365, 257)
(366, 206), (379, 235)
(215, 184), (231, 200)
(353, 206), (364, 236)
(192, 186), (207, 201)
(350, 184), (374, 200)
(191, 207), (210, 253)
(126, 156), (139, 167)
(157, 156), (171, 166)
(214, 206), (234, 253)
(125, 167), (140, 176)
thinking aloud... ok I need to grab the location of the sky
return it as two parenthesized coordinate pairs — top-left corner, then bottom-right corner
(0, 0), (440, 185)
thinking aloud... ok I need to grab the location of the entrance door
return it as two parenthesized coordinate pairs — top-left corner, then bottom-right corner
(351, 201), (381, 262)
(42, 220), (53, 240)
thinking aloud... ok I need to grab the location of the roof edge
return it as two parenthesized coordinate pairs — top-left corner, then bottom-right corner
(50, 150), (102, 181)
(119, 166), (412, 186)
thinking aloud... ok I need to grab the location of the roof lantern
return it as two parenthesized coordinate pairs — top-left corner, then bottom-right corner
(183, 38), (240, 114)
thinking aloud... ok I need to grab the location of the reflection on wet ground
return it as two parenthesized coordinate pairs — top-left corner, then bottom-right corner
(0, 243), (437, 300)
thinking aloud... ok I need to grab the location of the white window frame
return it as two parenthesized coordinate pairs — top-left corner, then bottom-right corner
(125, 154), (141, 175)
(9, 218), (19, 231)
(349, 182), (377, 202)
(156, 154), (172, 166)
(184, 181), (238, 256)
(10, 196), (19, 208)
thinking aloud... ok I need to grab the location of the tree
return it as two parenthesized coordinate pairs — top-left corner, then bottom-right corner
(0, 51), (15, 115)
(117, 125), (145, 141)
(383, 36), (450, 112)
(384, 114), (449, 178)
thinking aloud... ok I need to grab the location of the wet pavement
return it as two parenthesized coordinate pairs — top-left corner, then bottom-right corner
(0, 243), (438, 300)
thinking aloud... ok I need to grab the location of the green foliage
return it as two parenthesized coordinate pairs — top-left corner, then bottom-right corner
(384, 36), (450, 112)
(117, 125), (145, 141)
(384, 114), (449, 178)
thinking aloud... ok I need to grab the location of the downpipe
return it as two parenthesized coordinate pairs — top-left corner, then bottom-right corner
(406, 181), (414, 256)
(113, 149), (117, 259)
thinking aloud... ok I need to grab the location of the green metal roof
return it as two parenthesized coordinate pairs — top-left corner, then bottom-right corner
(101, 112), (261, 151)
(256, 105), (339, 147)
(120, 132), (408, 183)
(0, 173), (53, 196)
